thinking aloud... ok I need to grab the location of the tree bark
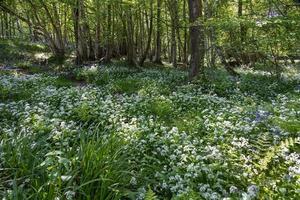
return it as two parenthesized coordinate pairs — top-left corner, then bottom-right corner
(153, 0), (162, 64)
(126, 8), (137, 66)
(102, 3), (112, 63)
(168, 0), (178, 68)
(95, 20), (102, 59)
(188, 0), (205, 80)
(73, 0), (81, 64)
(74, 0), (92, 64)
(183, 0), (188, 64)
(238, 0), (246, 44)
(40, 1), (65, 58)
(0, 12), (4, 38)
(139, 0), (154, 66)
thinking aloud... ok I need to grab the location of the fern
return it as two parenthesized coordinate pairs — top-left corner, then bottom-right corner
(254, 133), (275, 171)
(145, 186), (158, 200)
(253, 133), (299, 172)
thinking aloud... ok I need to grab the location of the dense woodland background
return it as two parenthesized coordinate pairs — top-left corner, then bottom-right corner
(0, 0), (300, 200)
(0, 0), (299, 77)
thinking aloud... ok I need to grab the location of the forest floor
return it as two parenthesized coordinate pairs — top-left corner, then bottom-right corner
(0, 40), (300, 199)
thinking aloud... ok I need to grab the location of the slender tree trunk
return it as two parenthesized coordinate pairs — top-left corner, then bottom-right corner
(74, 0), (91, 64)
(177, 27), (182, 62)
(183, 0), (188, 64)
(94, 0), (102, 60)
(169, 0), (178, 68)
(121, 18), (127, 56)
(95, 20), (102, 59)
(188, 0), (205, 80)
(238, 0), (246, 44)
(73, 0), (81, 64)
(1, 12), (4, 38)
(87, 26), (95, 60)
(126, 8), (137, 66)
(16, 19), (23, 37)
(204, 0), (216, 68)
(175, 3), (183, 63)
(103, 3), (112, 63)
(12, 16), (16, 37)
(137, 8), (143, 57)
(40, 1), (65, 58)
(4, 12), (8, 38)
(139, 0), (154, 66)
(9, 14), (12, 38)
(63, 5), (68, 47)
(154, 0), (162, 64)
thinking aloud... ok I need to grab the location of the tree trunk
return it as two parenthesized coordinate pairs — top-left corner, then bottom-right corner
(169, 0), (178, 68)
(73, 0), (81, 64)
(238, 0), (246, 44)
(188, 0), (205, 80)
(153, 0), (162, 64)
(183, 0), (188, 64)
(95, 20), (102, 59)
(4, 12), (9, 38)
(126, 8), (137, 66)
(103, 3), (112, 63)
(74, 0), (91, 64)
(139, 0), (154, 66)
(204, 0), (216, 68)
(1, 12), (4, 38)
(40, 1), (65, 58)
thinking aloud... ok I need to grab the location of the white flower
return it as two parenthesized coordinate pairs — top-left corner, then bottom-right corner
(247, 185), (259, 198)
(162, 182), (168, 189)
(65, 191), (76, 200)
(170, 127), (179, 134)
(170, 154), (176, 160)
(230, 185), (238, 194)
(130, 177), (137, 185)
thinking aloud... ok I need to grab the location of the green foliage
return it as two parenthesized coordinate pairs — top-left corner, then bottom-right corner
(252, 136), (300, 198)
(111, 78), (142, 94)
(73, 102), (97, 123)
(238, 72), (297, 100)
(95, 71), (110, 85)
(172, 112), (204, 134)
(201, 68), (236, 97)
(0, 48), (299, 200)
(275, 119), (300, 135)
(147, 97), (173, 119)
(74, 67), (100, 83)
(0, 81), (32, 101)
(1, 0), (300, 198)
(145, 187), (158, 200)
(53, 76), (76, 87)
(24, 65), (44, 74)
(75, 136), (131, 200)
(0, 39), (48, 64)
